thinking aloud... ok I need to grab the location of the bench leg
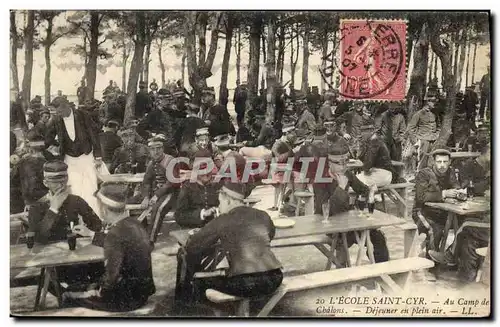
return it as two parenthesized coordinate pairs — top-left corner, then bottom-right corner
(391, 272), (413, 292)
(236, 299), (250, 317)
(324, 234), (339, 270)
(381, 193), (387, 213)
(257, 286), (288, 317)
(341, 233), (352, 267)
(378, 274), (404, 295)
(355, 231), (368, 266)
(38, 267), (53, 311)
(34, 268), (45, 311)
(365, 232), (376, 264)
(404, 227), (418, 258)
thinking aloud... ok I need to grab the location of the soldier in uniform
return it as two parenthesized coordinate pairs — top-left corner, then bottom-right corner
(62, 182), (156, 312)
(177, 104), (207, 157)
(99, 120), (122, 170)
(191, 127), (224, 169)
(18, 132), (49, 207)
(30, 108), (51, 140)
(413, 149), (461, 254)
(110, 125), (149, 174)
(175, 149), (222, 228)
(200, 87), (235, 138)
(141, 135), (181, 243)
(295, 96), (317, 139)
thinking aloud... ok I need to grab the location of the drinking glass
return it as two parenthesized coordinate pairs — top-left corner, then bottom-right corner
(321, 200), (330, 223)
(67, 233), (77, 251)
(467, 144), (473, 152)
(26, 232), (35, 250)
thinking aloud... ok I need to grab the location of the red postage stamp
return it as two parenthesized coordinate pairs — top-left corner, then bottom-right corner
(338, 19), (407, 101)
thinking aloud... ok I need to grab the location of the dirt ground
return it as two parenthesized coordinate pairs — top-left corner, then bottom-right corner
(10, 184), (490, 317)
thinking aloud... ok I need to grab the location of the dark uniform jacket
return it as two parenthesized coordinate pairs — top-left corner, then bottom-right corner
(18, 154), (48, 205)
(135, 91), (152, 118)
(358, 136), (393, 174)
(204, 105), (236, 137)
(174, 181), (222, 228)
(45, 109), (102, 159)
(142, 154), (180, 199)
(28, 194), (103, 244)
(99, 131), (123, 164)
(176, 115), (207, 150)
(110, 143), (149, 174)
(246, 124), (276, 149)
(413, 167), (460, 221)
(185, 206), (282, 277)
(98, 217), (156, 309)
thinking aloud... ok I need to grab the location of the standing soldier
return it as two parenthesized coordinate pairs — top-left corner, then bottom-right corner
(99, 120), (122, 170)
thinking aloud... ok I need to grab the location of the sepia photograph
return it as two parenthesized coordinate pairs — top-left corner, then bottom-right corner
(9, 9), (491, 318)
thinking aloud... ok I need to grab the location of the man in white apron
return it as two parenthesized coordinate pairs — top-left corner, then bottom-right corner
(45, 97), (108, 217)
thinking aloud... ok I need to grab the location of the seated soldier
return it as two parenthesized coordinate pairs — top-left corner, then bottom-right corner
(413, 149), (461, 254)
(99, 120), (123, 170)
(175, 149), (222, 228)
(141, 135), (181, 242)
(110, 125), (149, 174)
(191, 127), (223, 169)
(314, 143), (389, 264)
(244, 119), (277, 149)
(178, 181), (283, 304)
(63, 182), (156, 312)
(18, 132), (49, 207)
(30, 107), (51, 140)
(351, 125), (393, 213)
(427, 146), (490, 282)
(28, 161), (104, 288)
(295, 97), (317, 140)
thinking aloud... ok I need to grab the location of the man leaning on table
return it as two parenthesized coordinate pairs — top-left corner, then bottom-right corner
(63, 182), (156, 312)
(28, 160), (105, 291)
(314, 139), (390, 265)
(412, 148), (460, 255)
(177, 181), (283, 305)
(427, 147), (491, 282)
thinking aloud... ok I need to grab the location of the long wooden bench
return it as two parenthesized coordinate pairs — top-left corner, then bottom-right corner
(16, 300), (156, 317)
(348, 182), (414, 219)
(204, 257), (434, 317)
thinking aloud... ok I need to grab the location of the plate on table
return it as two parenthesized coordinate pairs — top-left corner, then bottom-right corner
(348, 159), (357, 163)
(188, 228), (201, 236)
(273, 218), (295, 229)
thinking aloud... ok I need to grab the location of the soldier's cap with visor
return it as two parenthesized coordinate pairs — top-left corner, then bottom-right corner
(221, 180), (254, 201)
(328, 137), (350, 163)
(430, 148), (451, 158)
(26, 131), (46, 149)
(282, 125), (296, 134)
(148, 134), (167, 147)
(202, 87), (216, 96)
(96, 182), (128, 210)
(196, 127), (210, 137)
(43, 160), (68, 182)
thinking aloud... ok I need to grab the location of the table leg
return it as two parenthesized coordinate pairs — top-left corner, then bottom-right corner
(365, 232), (376, 264)
(34, 268), (45, 311)
(341, 232), (351, 267)
(355, 231), (368, 266)
(51, 268), (63, 307)
(439, 212), (454, 253)
(404, 227), (418, 258)
(38, 266), (53, 310)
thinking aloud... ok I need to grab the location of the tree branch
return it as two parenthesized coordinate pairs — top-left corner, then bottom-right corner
(202, 12), (222, 75)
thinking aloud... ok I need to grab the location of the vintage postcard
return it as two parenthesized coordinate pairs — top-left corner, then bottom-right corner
(10, 10), (491, 318)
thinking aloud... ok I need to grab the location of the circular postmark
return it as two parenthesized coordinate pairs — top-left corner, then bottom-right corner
(334, 20), (404, 100)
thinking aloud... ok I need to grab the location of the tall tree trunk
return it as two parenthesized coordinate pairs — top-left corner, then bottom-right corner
(181, 52), (186, 88)
(235, 28), (241, 83)
(407, 23), (429, 119)
(44, 18), (54, 106)
(219, 14), (233, 105)
(143, 41), (151, 87)
(428, 50), (434, 86)
(301, 20), (310, 93)
(87, 12), (99, 100)
(261, 32), (266, 91)
(465, 39), (471, 87)
(10, 11), (20, 95)
(124, 12), (146, 123)
(330, 31), (336, 87)
(320, 30), (328, 93)
(456, 29), (467, 90)
(276, 25), (285, 84)
(185, 11), (202, 104)
(247, 16), (261, 107)
(158, 40), (166, 88)
(265, 18), (277, 123)
(430, 22), (457, 149)
(121, 39), (129, 93)
(290, 25), (299, 95)
(433, 53), (438, 80)
(471, 42), (478, 83)
(452, 31), (460, 79)
(21, 10), (35, 111)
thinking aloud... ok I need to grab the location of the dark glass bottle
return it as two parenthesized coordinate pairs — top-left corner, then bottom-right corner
(467, 180), (475, 198)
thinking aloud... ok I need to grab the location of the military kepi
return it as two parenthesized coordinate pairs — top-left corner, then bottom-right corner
(43, 161), (68, 181)
(96, 182), (128, 209)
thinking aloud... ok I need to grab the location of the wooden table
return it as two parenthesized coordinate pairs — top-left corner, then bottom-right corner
(450, 151), (481, 159)
(97, 173), (145, 183)
(171, 210), (408, 300)
(347, 159), (404, 169)
(10, 238), (104, 311)
(426, 197), (490, 253)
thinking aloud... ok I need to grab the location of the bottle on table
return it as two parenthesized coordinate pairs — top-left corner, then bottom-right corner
(467, 180), (475, 199)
